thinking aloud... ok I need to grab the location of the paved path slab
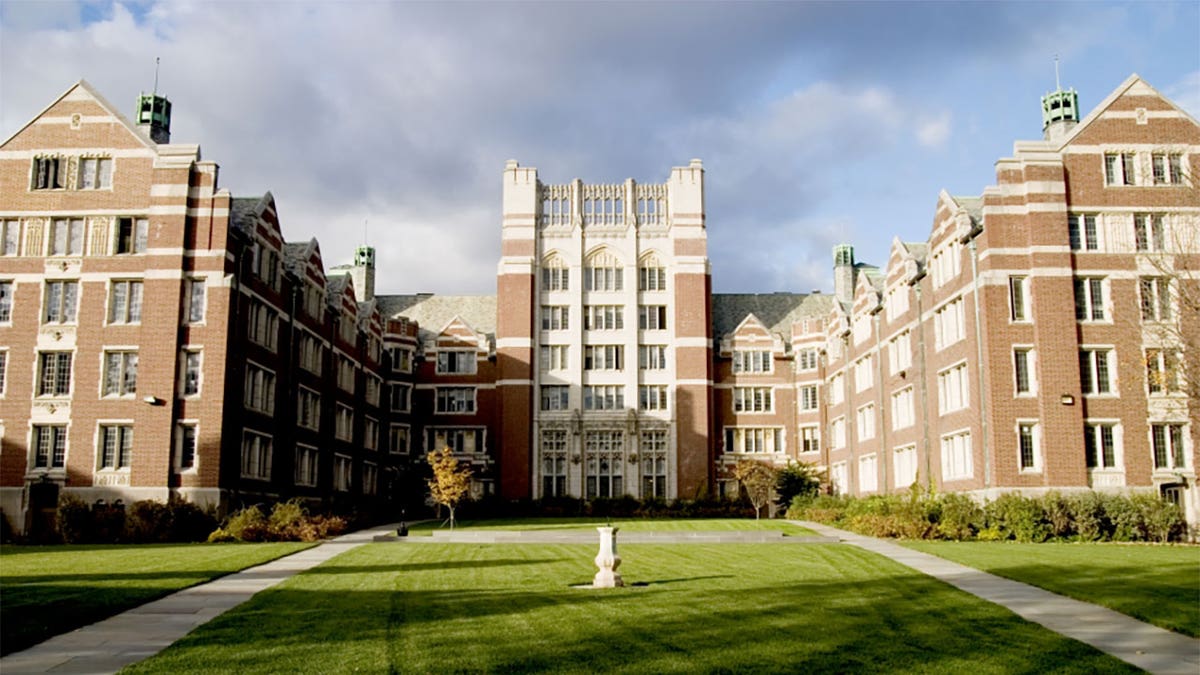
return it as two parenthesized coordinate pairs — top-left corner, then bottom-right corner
(799, 521), (1200, 675)
(0, 523), (399, 675)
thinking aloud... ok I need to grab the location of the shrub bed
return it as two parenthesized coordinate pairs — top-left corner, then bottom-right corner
(208, 499), (347, 542)
(54, 495), (217, 544)
(788, 488), (1186, 543)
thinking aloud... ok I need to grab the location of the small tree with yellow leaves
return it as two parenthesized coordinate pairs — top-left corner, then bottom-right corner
(426, 447), (473, 530)
(733, 459), (778, 520)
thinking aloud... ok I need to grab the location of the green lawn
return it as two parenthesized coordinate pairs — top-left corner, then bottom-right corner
(903, 541), (1200, 637)
(411, 517), (814, 535)
(0, 542), (312, 655)
(127, 543), (1135, 674)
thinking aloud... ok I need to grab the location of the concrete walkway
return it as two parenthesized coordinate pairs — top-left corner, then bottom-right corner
(0, 522), (400, 675)
(800, 521), (1200, 675)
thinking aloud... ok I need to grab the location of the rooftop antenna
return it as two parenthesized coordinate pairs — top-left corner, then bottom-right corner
(153, 57), (161, 96)
(363, 219), (368, 245)
(1054, 54), (1061, 91)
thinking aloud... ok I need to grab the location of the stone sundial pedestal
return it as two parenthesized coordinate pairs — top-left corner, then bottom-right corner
(593, 526), (623, 588)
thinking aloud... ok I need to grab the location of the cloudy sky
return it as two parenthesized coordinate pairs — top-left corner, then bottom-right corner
(3, 1), (1197, 294)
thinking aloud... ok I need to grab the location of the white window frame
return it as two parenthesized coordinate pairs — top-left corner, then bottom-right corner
(1016, 420), (1041, 473)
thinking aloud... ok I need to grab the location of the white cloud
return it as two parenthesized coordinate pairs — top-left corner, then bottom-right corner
(916, 112), (952, 148)
(1164, 70), (1200, 118)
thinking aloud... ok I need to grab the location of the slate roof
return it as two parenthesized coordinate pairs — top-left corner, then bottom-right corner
(711, 293), (834, 339)
(229, 197), (262, 236)
(282, 241), (311, 275)
(376, 294), (498, 342)
(326, 275), (351, 308)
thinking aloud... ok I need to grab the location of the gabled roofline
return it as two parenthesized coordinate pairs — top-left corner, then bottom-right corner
(1, 79), (157, 149)
(1053, 73), (1200, 150)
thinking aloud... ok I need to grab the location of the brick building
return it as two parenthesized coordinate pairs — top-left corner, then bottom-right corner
(1, 74), (1196, 534)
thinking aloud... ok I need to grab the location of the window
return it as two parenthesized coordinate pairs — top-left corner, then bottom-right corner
(429, 428), (481, 454)
(102, 351), (138, 396)
(304, 284), (324, 319)
(930, 241), (962, 289)
(541, 430), (568, 497)
(362, 462), (378, 496)
(0, 350), (6, 395)
(639, 345), (667, 370)
(437, 350), (477, 374)
(247, 301), (279, 351)
(1151, 423), (1187, 470)
(1068, 214), (1099, 251)
(297, 388), (320, 430)
(389, 346), (413, 373)
(856, 404), (876, 440)
(389, 425), (411, 454)
(176, 424), (197, 470)
(541, 345), (569, 371)
(583, 196), (624, 226)
(38, 352), (72, 396)
(390, 384), (412, 412)
(584, 263), (623, 291)
(638, 305), (667, 330)
(583, 305), (624, 331)
(1133, 214), (1167, 252)
(724, 427), (783, 454)
(2, 220), (20, 255)
(854, 356), (874, 392)
(859, 455), (877, 493)
(894, 445), (917, 488)
(1146, 348), (1182, 395)
(542, 265), (569, 291)
(541, 195), (571, 227)
(639, 385), (668, 411)
(640, 430), (668, 498)
(337, 357), (355, 392)
(1150, 153), (1184, 185)
(799, 385), (819, 411)
(733, 387), (772, 413)
(436, 387), (476, 413)
(933, 297), (965, 350)
(363, 418), (379, 451)
(338, 314), (355, 345)
(888, 332), (912, 374)
(584, 431), (624, 499)
(541, 385), (569, 411)
(941, 431), (973, 481)
(1014, 348), (1035, 395)
(365, 376), (381, 407)
(541, 306), (569, 331)
(852, 314), (872, 346)
(1017, 422), (1039, 472)
(295, 445), (318, 486)
(186, 279), (206, 323)
(1084, 423), (1119, 469)
(98, 425), (133, 470)
(732, 350), (772, 374)
(181, 350), (202, 396)
(1079, 349), (1114, 395)
(1073, 277), (1105, 321)
(885, 286), (909, 322)
(333, 454), (352, 491)
(299, 334), (324, 373)
(335, 404), (354, 441)
(0, 281), (13, 322)
(32, 156), (66, 190)
(1009, 276), (1029, 321)
(1139, 277), (1171, 321)
(830, 417), (846, 449)
(638, 195), (666, 225)
(1104, 152), (1135, 186)
(77, 157), (113, 190)
(44, 281), (79, 324)
(584, 345), (623, 371)
(49, 218), (84, 255)
(829, 373), (844, 405)
(797, 348), (819, 372)
(244, 363), (276, 414)
(937, 363), (969, 413)
(115, 218), (148, 254)
(830, 462), (848, 495)
(32, 425), (67, 469)
(583, 385), (624, 410)
(639, 266), (667, 291)
(891, 387), (914, 430)
(256, 246), (280, 289)
(800, 426), (820, 454)
(107, 280), (143, 324)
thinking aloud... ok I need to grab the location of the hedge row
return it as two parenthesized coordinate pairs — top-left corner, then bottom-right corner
(461, 495), (756, 520)
(788, 489), (1187, 543)
(56, 495), (217, 544)
(208, 499), (347, 542)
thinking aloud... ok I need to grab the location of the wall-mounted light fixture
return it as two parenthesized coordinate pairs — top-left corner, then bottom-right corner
(1060, 394), (1075, 406)
(143, 395), (164, 406)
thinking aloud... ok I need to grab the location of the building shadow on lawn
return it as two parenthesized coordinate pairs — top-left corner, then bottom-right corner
(301, 557), (567, 575)
(135, 576), (1139, 674)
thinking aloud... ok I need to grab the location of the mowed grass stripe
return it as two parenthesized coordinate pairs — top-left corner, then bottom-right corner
(0, 542), (313, 655)
(904, 541), (1200, 637)
(409, 518), (814, 535)
(127, 543), (1137, 674)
